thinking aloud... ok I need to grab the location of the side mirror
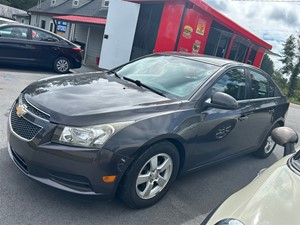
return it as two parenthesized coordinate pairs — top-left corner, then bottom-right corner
(271, 127), (298, 156)
(205, 92), (238, 110)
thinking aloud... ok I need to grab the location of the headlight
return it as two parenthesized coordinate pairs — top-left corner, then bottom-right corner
(215, 219), (245, 225)
(53, 121), (133, 148)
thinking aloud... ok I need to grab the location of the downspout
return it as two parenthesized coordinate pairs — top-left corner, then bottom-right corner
(27, 12), (32, 25)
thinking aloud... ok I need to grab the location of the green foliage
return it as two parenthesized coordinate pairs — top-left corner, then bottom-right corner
(0, 0), (39, 10)
(0, 0), (10, 6)
(261, 54), (274, 77)
(280, 34), (300, 98)
(272, 70), (288, 95)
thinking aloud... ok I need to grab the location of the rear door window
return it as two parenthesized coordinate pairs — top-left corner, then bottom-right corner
(31, 29), (60, 42)
(249, 70), (273, 99)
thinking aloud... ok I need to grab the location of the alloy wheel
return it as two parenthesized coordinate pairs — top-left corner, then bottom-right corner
(56, 58), (69, 73)
(264, 135), (275, 154)
(135, 153), (173, 200)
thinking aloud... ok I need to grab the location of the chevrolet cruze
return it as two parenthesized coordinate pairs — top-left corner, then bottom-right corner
(7, 53), (289, 208)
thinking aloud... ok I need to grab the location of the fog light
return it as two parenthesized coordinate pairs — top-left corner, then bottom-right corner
(102, 175), (116, 183)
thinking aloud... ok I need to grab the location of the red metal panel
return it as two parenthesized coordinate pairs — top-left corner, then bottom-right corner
(176, 8), (212, 54)
(245, 44), (254, 64)
(154, 3), (185, 52)
(225, 34), (236, 59)
(253, 47), (265, 68)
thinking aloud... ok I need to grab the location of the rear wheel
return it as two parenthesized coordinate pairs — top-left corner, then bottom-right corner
(119, 141), (180, 208)
(54, 57), (70, 74)
(253, 124), (280, 158)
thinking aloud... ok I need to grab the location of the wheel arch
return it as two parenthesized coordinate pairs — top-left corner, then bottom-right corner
(119, 134), (187, 183)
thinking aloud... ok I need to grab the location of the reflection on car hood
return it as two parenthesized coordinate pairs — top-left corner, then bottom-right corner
(205, 155), (300, 225)
(23, 72), (181, 126)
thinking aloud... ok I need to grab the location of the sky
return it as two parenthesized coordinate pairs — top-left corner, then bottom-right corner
(203, 0), (300, 68)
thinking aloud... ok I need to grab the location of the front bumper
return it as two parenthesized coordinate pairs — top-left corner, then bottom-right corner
(7, 98), (131, 198)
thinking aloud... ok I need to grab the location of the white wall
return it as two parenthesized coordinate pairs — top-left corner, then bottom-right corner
(74, 24), (89, 43)
(85, 25), (105, 66)
(99, 0), (140, 69)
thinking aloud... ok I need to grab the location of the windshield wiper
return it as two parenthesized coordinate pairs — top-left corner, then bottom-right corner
(107, 70), (121, 79)
(123, 76), (166, 97)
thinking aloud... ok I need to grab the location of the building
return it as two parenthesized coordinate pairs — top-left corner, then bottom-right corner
(26, 0), (272, 70)
(27, 0), (108, 66)
(100, 0), (272, 69)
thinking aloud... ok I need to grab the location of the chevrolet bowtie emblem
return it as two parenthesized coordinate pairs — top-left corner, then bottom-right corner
(16, 104), (27, 118)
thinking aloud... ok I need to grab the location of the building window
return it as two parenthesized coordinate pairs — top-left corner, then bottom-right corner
(51, 0), (56, 6)
(73, 0), (79, 7)
(50, 22), (54, 32)
(102, 0), (109, 8)
(41, 20), (46, 29)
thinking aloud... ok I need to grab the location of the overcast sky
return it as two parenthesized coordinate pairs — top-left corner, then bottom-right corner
(204, 0), (300, 68)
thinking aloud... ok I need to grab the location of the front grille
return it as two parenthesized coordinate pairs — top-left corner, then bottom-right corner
(10, 147), (28, 173)
(49, 171), (92, 192)
(21, 95), (50, 120)
(10, 106), (42, 140)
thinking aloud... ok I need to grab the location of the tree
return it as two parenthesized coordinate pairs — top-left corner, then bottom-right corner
(280, 34), (300, 98)
(260, 54), (274, 77)
(272, 70), (288, 95)
(0, 0), (39, 10)
(0, 0), (10, 6)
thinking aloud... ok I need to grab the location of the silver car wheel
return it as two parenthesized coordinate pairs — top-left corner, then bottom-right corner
(264, 135), (275, 154)
(56, 58), (69, 73)
(136, 153), (173, 200)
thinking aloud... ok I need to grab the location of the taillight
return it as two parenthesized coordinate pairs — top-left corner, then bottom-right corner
(72, 47), (81, 53)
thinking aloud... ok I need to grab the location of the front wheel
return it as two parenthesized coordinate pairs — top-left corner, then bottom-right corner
(253, 124), (280, 158)
(119, 141), (180, 208)
(53, 57), (70, 74)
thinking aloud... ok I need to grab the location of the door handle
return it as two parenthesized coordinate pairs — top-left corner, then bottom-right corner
(239, 115), (249, 121)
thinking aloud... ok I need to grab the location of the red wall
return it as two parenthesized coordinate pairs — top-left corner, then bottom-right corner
(176, 7), (212, 54)
(154, 1), (266, 68)
(154, 3), (185, 52)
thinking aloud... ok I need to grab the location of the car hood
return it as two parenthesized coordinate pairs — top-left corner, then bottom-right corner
(205, 155), (300, 225)
(23, 72), (182, 126)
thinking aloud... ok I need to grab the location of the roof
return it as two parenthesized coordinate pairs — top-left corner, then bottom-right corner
(125, 0), (272, 50)
(28, 0), (108, 18)
(53, 15), (106, 25)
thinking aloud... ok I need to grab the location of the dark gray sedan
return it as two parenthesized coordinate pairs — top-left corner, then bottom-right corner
(7, 53), (289, 208)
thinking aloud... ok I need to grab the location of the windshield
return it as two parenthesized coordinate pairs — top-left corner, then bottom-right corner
(114, 55), (220, 99)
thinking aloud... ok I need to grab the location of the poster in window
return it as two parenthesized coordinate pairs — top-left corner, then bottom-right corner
(196, 19), (207, 36)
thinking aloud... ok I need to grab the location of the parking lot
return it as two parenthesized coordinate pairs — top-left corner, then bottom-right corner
(1, 65), (300, 225)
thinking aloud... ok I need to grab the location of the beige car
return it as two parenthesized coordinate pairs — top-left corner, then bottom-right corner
(202, 127), (299, 225)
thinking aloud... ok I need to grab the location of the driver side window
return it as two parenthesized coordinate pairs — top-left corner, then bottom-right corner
(212, 68), (246, 100)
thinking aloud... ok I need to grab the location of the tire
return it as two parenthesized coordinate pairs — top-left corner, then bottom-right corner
(253, 124), (280, 158)
(119, 141), (180, 209)
(53, 57), (70, 74)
